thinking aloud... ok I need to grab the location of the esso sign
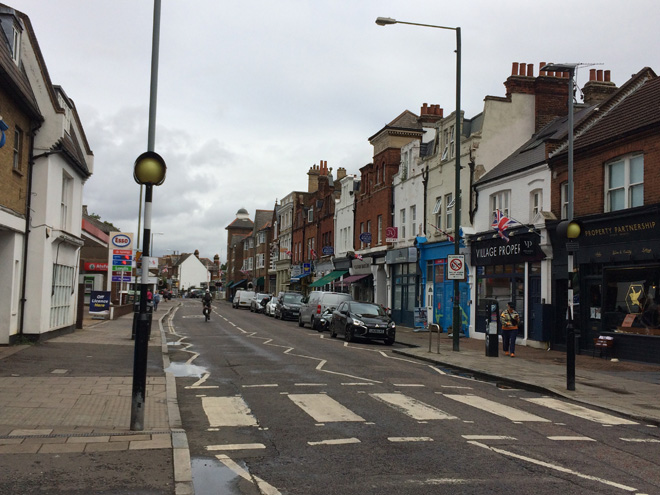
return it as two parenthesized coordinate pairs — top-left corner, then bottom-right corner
(112, 234), (131, 248)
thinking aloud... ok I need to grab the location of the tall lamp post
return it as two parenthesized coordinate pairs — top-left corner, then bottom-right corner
(376, 17), (463, 351)
(151, 232), (164, 257)
(541, 63), (578, 391)
(131, 0), (166, 431)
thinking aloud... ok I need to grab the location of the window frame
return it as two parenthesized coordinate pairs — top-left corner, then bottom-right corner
(605, 153), (644, 212)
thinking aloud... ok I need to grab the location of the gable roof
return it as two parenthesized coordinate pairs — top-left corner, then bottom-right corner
(368, 109), (423, 142)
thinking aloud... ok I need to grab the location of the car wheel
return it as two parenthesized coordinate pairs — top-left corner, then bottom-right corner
(384, 337), (394, 346)
(330, 322), (337, 339)
(298, 315), (304, 327)
(345, 326), (353, 343)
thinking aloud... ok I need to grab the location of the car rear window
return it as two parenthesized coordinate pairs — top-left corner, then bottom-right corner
(283, 294), (303, 303)
(350, 303), (385, 317)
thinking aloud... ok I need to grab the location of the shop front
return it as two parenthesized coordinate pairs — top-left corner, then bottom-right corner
(417, 238), (470, 335)
(470, 229), (546, 341)
(386, 247), (420, 328)
(552, 206), (660, 363)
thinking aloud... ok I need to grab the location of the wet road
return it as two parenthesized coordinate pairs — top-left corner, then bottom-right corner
(167, 300), (660, 495)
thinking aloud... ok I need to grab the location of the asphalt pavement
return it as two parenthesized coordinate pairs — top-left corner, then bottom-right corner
(0, 298), (658, 494)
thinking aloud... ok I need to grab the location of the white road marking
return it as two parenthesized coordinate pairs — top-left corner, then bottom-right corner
(525, 397), (638, 425)
(393, 383), (425, 387)
(308, 438), (361, 446)
(288, 394), (365, 422)
(242, 384), (278, 388)
(462, 435), (517, 441)
(207, 443), (266, 451)
(438, 386), (472, 389)
(388, 437), (434, 442)
(295, 383), (327, 386)
(444, 394), (550, 422)
(548, 436), (596, 441)
(187, 372), (218, 389)
(215, 455), (281, 495)
(371, 393), (457, 420)
(468, 440), (638, 492)
(620, 438), (660, 443)
(202, 396), (258, 427)
(342, 382), (375, 386)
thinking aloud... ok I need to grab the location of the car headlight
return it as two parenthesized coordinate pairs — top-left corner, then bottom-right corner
(389, 322), (396, 329)
(350, 317), (365, 327)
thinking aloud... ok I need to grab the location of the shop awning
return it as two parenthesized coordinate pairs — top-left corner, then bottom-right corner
(290, 273), (311, 283)
(229, 279), (247, 289)
(256, 276), (265, 285)
(309, 270), (348, 288)
(333, 273), (371, 286)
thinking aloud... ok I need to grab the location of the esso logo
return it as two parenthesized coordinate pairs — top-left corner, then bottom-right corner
(112, 234), (131, 247)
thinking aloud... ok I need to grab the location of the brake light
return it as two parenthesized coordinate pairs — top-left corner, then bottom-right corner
(316, 304), (321, 314)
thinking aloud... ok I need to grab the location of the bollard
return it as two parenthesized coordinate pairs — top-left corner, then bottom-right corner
(428, 324), (441, 354)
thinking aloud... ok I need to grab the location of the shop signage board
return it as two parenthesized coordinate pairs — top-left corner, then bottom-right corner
(385, 227), (398, 243)
(471, 231), (545, 267)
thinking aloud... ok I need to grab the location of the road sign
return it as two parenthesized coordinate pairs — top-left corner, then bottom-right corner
(447, 254), (466, 280)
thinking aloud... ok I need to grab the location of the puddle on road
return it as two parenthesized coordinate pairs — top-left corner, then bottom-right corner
(191, 457), (245, 495)
(164, 361), (208, 378)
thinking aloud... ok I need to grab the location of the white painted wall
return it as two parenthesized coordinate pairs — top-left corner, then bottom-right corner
(179, 256), (211, 291)
(334, 175), (356, 258)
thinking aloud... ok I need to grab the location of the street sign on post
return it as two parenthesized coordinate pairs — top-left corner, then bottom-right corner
(447, 254), (465, 280)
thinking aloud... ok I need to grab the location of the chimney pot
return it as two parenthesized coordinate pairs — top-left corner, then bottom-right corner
(527, 63), (534, 77)
(540, 62), (547, 75)
(512, 62), (519, 76)
(519, 63), (527, 76)
(597, 69), (603, 82)
(604, 70), (611, 82)
(590, 69), (596, 81)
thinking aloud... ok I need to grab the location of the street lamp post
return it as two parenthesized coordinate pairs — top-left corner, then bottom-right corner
(151, 232), (164, 257)
(376, 17), (463, 351)
(130, 0), (165, 432)
(541, 63), (578, 391)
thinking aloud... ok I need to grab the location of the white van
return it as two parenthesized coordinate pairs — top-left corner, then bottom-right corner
(232, 290), (255, 309)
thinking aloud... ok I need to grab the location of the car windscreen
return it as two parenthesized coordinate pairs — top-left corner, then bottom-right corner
(350, 303), (385, 317)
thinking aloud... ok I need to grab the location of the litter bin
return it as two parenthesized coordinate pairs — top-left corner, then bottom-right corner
(485, 301), (499, 357)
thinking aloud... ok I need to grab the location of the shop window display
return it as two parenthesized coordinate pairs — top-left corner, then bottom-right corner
(602, 266), (660, 335)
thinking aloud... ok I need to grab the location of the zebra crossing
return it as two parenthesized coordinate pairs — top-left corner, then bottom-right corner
(200, 387), (643, 439)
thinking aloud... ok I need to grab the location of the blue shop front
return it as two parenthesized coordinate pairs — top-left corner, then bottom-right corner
(417, 236), (470, 335)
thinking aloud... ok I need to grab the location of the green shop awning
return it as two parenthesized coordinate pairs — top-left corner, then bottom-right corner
(309, 270), (348, 288)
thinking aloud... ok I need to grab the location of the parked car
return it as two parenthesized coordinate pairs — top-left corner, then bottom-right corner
(299, 291), (353, 330)
(265, 296), (278, 317)
(330, 301), (395, 345)
(188, 288), (204, 298)
(250, 293), (271, 313)
(232, 289), (255, 309)
(274, 292), (304, 321)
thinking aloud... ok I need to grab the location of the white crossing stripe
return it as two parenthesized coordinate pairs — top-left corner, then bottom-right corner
(444, 394), (550, 422)
(207, 443), (266, 451)
(308, 438), (361, 446)
(548, 436), (596, 441)
(462, 435), (517, 441)
(202, 396), (258, 427)
(524, 398), (638, 425)
(371, 393), (457, 420)
(620, 438), (660, 443)
(288, 394), (365, 422)
(388, 437), (434, 442)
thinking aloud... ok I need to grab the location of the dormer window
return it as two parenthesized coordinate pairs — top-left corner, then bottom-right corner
(11, 25), (21, 64)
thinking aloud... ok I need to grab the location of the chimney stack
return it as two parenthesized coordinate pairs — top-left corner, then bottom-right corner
(336, 167), (347, 180)
(504, 62), (536, 97)
(308, 162), (321, 193)
(419, 102), (444, 124)
(583, 68), (617, 106)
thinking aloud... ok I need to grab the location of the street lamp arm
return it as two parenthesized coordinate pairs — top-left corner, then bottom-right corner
(375, 16), (458, 32)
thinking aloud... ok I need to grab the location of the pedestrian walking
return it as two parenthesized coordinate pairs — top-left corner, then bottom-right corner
(500, 302), (520, 357)
(153, 292), (161, 311)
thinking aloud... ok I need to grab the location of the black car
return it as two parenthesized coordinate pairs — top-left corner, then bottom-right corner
(274, 292), (304, 321)
(330, 301), (396, 345)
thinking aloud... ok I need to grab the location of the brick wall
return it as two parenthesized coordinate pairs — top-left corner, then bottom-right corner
(0, 87), (33, 216)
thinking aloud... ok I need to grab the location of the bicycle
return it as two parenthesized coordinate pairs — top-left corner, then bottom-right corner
(203, 303), (211, 322)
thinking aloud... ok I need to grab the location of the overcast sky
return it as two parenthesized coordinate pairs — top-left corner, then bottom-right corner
(9, 0), (659, 261)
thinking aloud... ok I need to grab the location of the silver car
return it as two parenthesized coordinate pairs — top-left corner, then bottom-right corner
(298, 291), (353, 330)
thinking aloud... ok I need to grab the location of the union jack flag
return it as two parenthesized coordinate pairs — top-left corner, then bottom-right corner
(285, 250), (292, 257)
(310, 249), (317, 259)
(354, 253), (363, 261)
(492, 209), (516, 242)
